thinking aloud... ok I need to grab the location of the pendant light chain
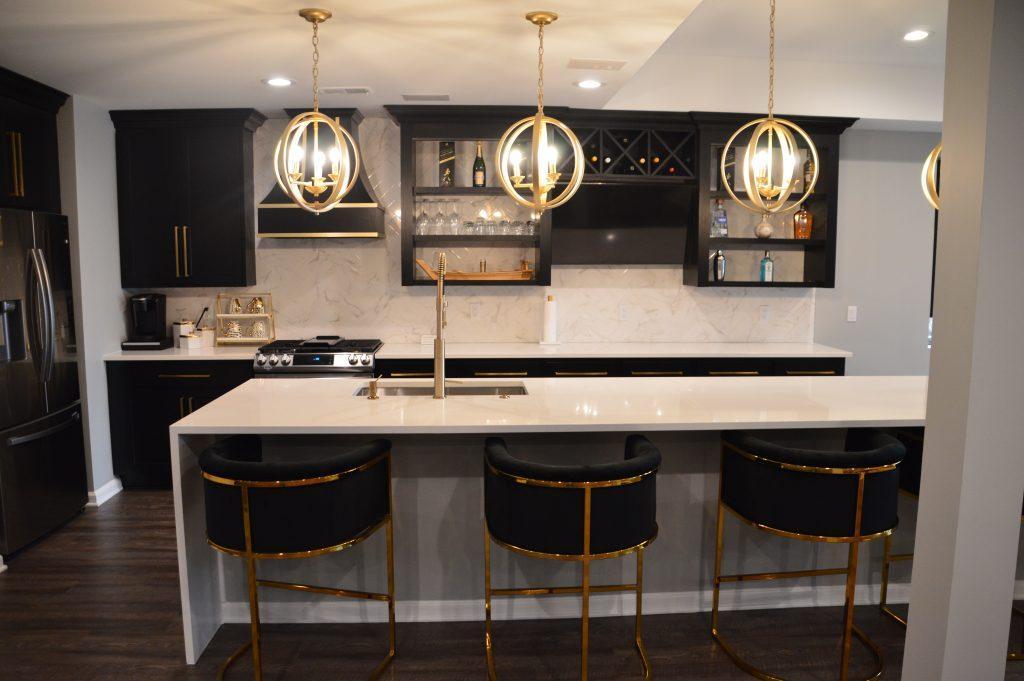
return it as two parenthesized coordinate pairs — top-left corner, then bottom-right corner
(767, 0), (776, 118)
(311, 20), (321, 112)
(537, 22), (545, 113)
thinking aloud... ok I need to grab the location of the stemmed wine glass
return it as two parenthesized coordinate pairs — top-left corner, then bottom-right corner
(447, 201), (461, 235)
(432, 200), (446, 235)
(415, 202), (430, 235)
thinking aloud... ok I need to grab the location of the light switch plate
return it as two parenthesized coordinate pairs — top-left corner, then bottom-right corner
(847, 306), (858, 322)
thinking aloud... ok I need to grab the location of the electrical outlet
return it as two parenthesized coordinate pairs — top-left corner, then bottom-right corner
(760, 305), (771, 321)
(618, 304), (629, 321)
(847, 306), (858, 322)
(469, 302), (482, 318)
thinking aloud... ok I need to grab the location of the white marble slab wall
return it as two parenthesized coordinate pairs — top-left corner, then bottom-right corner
(148, 115), (813, 343)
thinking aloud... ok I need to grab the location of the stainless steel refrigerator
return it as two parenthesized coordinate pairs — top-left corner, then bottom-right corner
(0, 208), (86, 556)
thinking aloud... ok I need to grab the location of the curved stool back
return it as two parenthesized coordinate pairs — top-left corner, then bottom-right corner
(714, 430), (904, 681)
(483, 435), (661, 680)
(199, 436), (396, 681)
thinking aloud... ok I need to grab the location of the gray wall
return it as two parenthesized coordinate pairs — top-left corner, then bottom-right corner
(814, 129), (939, 375)
(58, 96), (124, 497)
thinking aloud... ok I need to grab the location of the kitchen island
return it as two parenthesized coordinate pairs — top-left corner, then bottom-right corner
(171, 374), (926, 664)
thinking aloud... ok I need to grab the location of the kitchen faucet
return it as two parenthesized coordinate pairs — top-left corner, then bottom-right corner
(434, 252), (447, 399)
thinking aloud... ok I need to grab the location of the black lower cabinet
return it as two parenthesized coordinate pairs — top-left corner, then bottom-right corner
(106, 360), (252, 488)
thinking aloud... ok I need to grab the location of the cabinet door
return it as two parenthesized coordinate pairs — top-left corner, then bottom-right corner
(120, 384), (187, 487)
(116, 126), (185, 287)
(0, 97), (60, 212)
(182, 126), (255, 286)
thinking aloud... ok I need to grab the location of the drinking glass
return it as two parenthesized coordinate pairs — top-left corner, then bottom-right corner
(432, 200), (446, 235)
(447, 201), (461, 234)
(415, 203), (430, 235)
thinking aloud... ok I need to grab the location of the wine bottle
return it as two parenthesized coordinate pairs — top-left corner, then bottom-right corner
(760, 250), (774, 283)
(473, 141), (486, 187)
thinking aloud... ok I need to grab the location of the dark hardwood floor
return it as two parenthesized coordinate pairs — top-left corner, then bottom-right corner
(1, 490), (1022, 680)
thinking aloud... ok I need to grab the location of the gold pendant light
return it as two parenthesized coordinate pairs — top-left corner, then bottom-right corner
(273, 8), (361, 214)
(921, 142), (941, 210)
(720, 0), (818, 233)
(495, 11), (584, 214)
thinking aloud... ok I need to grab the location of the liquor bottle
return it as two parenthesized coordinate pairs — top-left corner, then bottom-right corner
(711, 198), (729, 238)
(473, 141), (486, 187)
(723, 147), (736, 191)
(793, 203), (813, 239)
(760, 250), (774, 283)
(803, 151), (815, 193)
(438, 141), (455, 187)
(712, 250), (727, 282)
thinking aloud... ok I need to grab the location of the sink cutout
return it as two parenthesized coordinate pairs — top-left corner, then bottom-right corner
(355, 381), (527, 397)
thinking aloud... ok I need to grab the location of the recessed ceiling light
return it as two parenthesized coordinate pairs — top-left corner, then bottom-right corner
(903, 29), (930, 42)
(577, 79), (603, 89)
(263, 77), (293, 87)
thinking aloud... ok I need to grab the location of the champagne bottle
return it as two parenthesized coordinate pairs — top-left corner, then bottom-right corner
(473, 141), (486, 187)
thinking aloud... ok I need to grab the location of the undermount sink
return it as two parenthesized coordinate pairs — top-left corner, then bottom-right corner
(355, 381), (528, 397)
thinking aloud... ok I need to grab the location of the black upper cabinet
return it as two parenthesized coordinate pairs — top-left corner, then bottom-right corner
(0, 67), (68, 213)
(110, 109), (265, 288)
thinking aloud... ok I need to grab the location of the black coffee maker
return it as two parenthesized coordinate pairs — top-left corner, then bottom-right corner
(122, 293), (171, 350)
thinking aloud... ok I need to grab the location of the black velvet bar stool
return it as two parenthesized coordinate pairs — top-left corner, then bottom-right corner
(483, 435), (661, 681)
(199, 435), (396, 681)
(878, 427), (1024, 661)
(713, 430), (905, 681)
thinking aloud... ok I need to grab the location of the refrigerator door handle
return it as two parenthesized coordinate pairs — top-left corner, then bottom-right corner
(0, 300), (15, 363)
(34, 248), (57, 382)
(26, 249), (47, 379)
(6, 410), (79, 447)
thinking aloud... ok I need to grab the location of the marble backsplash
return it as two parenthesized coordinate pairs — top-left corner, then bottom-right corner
(148, 115), (814, 344)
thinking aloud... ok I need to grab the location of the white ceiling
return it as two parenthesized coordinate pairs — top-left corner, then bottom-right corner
(0, 0), (701, 111)
(0, 0), (947, 124)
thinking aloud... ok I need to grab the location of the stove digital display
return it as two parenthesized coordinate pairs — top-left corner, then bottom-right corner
(293, 354), (336, 366)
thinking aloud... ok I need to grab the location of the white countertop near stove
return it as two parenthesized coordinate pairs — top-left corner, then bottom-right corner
(171, 375), (925, 435)
(106, 341), (851, 362)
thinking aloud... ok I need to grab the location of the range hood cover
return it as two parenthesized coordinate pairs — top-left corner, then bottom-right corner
(258, 108), (384, 238)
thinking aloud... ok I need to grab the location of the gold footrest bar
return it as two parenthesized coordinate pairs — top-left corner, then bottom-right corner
(716, 567), (848, 584)
(257, 578), (391, 602)
(217, 640), (253, 681)
(885, 553), (914, 563)
(491, 583), (637, 597)
(880, 604), (908, 627)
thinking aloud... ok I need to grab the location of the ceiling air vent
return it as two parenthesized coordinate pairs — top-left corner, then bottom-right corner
(401, 93), (451, 102)
(567, 58), (626, 71)
(321, 86), (372, 95)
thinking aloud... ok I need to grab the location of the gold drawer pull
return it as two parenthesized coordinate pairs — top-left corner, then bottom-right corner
(158, 373), (211, 379)
(474, 371), (528, 377)
(709, 371), (760, 376)
(554, 371), (608, 377)
(631, 370), (684, 376)
(785, 370), (837, 376)
(390, 372), (433, 378)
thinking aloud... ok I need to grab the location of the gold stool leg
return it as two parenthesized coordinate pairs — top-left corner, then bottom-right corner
(711, 499), (725, 639)
(840, 542), (860, 681)
(484, 524), (498, 681)
(634, 547), (651, 680)
(368, 515), (398, 680)
(581, 557), (591, 681)
(218, 553), (263, 681)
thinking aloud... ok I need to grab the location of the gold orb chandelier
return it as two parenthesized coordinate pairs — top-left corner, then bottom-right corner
(921, 142), (941, 210)
(495, 11), (584, 214)
(273, 8), (361, 214)
(720, 0), (818, 231)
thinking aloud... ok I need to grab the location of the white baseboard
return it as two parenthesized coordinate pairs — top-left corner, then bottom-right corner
(86, 477), (123, 507)
(223, 581), (922, 625)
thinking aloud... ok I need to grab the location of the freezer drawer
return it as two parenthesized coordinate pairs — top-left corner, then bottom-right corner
(0, 402), (86, 555)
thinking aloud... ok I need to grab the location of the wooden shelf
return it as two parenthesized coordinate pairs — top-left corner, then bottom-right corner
(409, 278), (538, 287)
(708, 190), (829, 200)
(704, 280), (827, 288)
(414, 235), (539, 246)
(708, 237), (827, 250)
(414, 186), (506, 196)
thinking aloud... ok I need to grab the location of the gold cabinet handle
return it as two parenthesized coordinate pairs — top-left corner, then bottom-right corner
(709, 371), (760, 376)
(178, 396), (185, 419)
(16, 132), (24, 197)
(554, 371), (608, 377)
(158, 373), (211, 379)
(173, 226), (181, 277)
(390, 372), (433, 378)
(6, 132), (19, 197)
(182, 225), (190, 277)
(631, 370), (685, 376)
(474, 371), (528, 377)
(188, 396), (195, 413)
(785, 370), (837, 376)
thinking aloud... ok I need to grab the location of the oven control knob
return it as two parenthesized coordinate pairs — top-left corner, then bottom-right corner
(348, 354), (359, 365)
(360, 354), (371, 365)
(255, 353), (268, 366)
(280, 354), (293, 366)
(268, 354), (279, 366)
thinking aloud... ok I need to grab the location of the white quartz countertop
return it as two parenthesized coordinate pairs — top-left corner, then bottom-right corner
(171, 375), (925, 435)
(376, 341), (851, 359)
(108, 341), (850, 362)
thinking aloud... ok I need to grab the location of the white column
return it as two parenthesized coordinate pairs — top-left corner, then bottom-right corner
(902, 0), (1024, 679)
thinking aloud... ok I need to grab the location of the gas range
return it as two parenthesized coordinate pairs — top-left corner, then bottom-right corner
(254, 336), (383, 375)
